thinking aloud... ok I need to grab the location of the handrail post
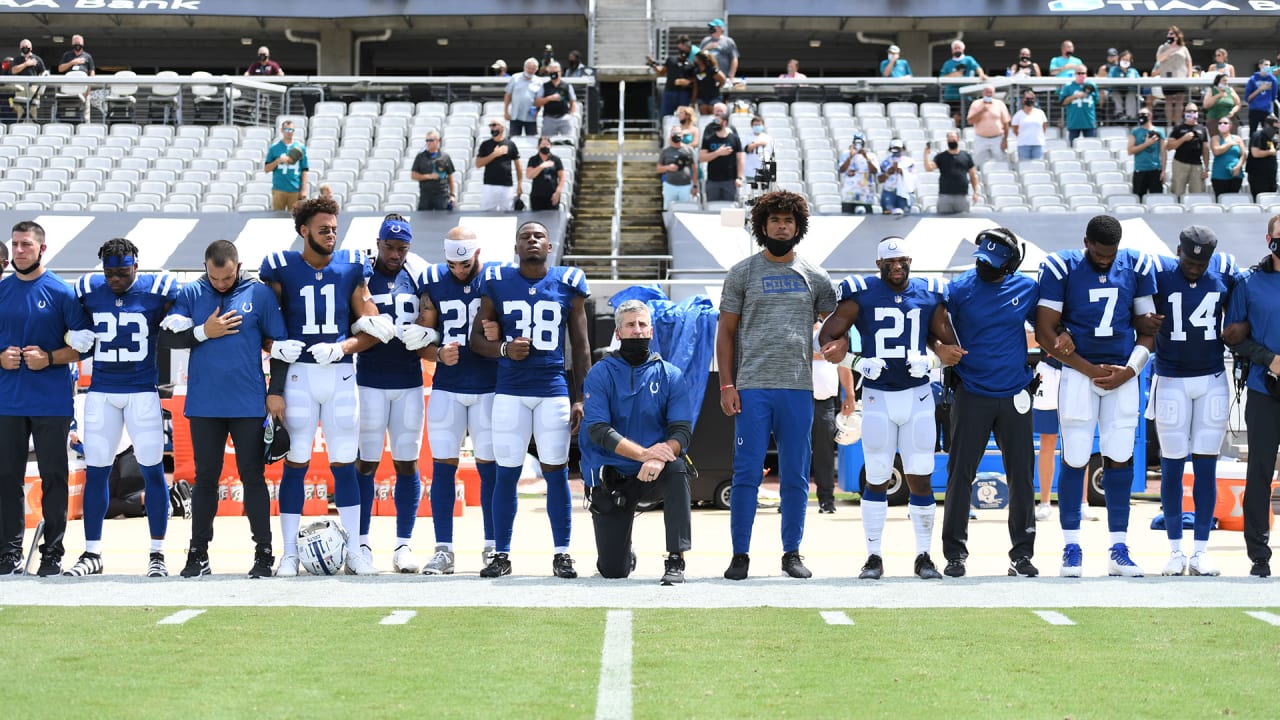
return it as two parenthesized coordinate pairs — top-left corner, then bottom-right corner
(611, 79), (626, 281)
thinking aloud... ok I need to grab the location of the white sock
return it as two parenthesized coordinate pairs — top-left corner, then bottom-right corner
(553, 545), (569, 554)
(438, 542), (453, 552)
(359, 533), (370, 548)
(484, 539), (495, 548)
(85, 540), (102, 555)
(862, 499), (887, 555)
(909, 503), (935, 555)
(1063, 529), (1081, 545)
(1194, 540), (1208, 554)
(1109, 531), (1127, 547)
(337, 504), (361, 553)
(281, 513), (301, 555)
(395, 537), (412, 548)
(150, 539), (163, 553)
(1169, 538), (1183, 554)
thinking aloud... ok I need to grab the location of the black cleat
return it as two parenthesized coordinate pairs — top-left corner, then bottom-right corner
(480, 552), (512, 578)
(146, 552), (168, 578)
(944, 558), (966, 577)
(859, 554), (884, 580)
(248, 546), (274, 578)
(0, 554), (22, 575)
(1008, 556), (1040, 577)
(552, 553), (578, 579)
(724, 553), (750, 580)
(914, 552), (943, 580)
(819, 499), (836, 514)
(629, 548), (637, 575)
(38, 554), (65, 577)
(181, 548), (211, 578)
(661, 553), (685, 585)
(1251, 559), (1271, 578)
(781, 551), (812, 579)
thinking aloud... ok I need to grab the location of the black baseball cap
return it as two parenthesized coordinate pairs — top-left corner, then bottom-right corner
(1178, 225), (1218, 259)
(264, 416), (290, 464)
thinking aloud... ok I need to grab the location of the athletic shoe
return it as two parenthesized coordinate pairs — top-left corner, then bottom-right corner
(1060, 543), (1083, 578)
(0, 554), (22, 575)
(275, 553), (300, 577)
(629, 546), (637, 574)
(422, 545), (455, 576)
(248, 546), (273, 579)
(859, 554), (884, 580)
(1035, 503), (1052, 521)
(914, 552), (943, 579)
(169, 480), (193, 520)
(782, 551), (812, 579)
(37, 554), (62, 577)
(1161, 551), (1187, 576)
(181, 549), (211, 578)
(552, 552), (578, 579)
(482, 544), (497, 568)
(1107, 543), (1144, 577)
(62, 552), (101, 577)
(480, 552), (512, 578)
(1250, 559), (1271, 578)
(392, 545), (421, 574)
(1189, 552), (1220, 577)
(724, 553), (750, 580)
(146, 552), (168, 578)
(661, 553), (685, 585)
(944, 558), (966, 577)
(345, 546), (379, 576)
(819, 499), (836, 514)
(1008, 557), (1039, 577)
(1083, 506), (1100, 522)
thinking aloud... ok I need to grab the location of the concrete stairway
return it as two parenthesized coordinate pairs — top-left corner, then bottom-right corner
(567, 133), (666, 280)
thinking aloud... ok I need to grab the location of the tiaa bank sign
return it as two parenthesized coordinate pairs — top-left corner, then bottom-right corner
(1049, 0), (1280, 10)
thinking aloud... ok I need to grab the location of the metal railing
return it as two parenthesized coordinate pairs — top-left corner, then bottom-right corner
(609, 79), (626, 280)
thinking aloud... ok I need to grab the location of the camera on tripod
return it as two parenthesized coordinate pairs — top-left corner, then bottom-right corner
(744, 150), (777, 206)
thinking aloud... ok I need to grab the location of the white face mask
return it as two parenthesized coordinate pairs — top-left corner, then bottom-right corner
(1119, 60), (1130, 69)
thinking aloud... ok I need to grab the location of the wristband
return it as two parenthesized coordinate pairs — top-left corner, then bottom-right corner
(1125, 345), (1150, 375)
(193, 326), (209, 343)
(45, 349), (54, 366)
(720, 383), (735, 391)
(500, 341), (509, 358)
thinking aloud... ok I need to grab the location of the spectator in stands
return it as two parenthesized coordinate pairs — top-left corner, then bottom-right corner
(940, 41), (986, 126)
(648, 35), (695, 118)
(1246, 114), (1279, 200)
(692, 51), (726, 116)
(476, 119), (522, 212)
(1006, 48), (1042, 79)
(491, 59), (509, 77)
(882, 45), (911, 78)
(264, 121), (308, 212)
(1049, 40), (1086, 79)
(1128, 109), (1166, 199)
(317, 183), (334, 203)
(1167, 103), (1211, 198)
(925, 131), (979, 215)
(742, 115), (772, 183)
(674, 106), (699, 149)
(1096, 48), (1119, 78)
(565, 50), (591, 78)
(877, 138), (917, 215)
(839, 132), (878, 214)
(0, 241), (7, 279)
(1011, 89), (1048, 162)
(1204, 73), (1241, 134)
(539, 44), (557, 75)
(411, 130), (457, 211)
(703, 102), (736, 139)
(700, 18), (739, 80)
(658, 130), (697, 209)
(504, 58), (543, 137)
(56, 33), (94, 123)
(245, 46), (283, 76)
(699, 116), (743, 203)
(1109, 50), (1142, 121)
(536, 61), (576, 137)
(1210, 48), (1236, 78)
(526, 136), (566, 211)
(1059, 68), (1099, 144)
(1245, 59), (1276, 136)
(1210, 118), (1247, 199)
(1154, 26), (1193, 126)
(779, 59), (808, 80)
(8, 39), (46, 121)
(967, 84), (1010, 167)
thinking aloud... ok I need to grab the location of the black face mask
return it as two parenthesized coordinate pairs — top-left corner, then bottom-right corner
(20, 47), (30, 55)
(72, 44), (83, 51)
(764, 238), (798, 258)
(1023, 99), (1035, 107)
(539, 146), (551, 155)
(975, 259), (1006, 283)
(14, 254), (42, 276)
(947, 140), (959, 150)
(1138, 115), (1151, 124)
(259, 54), (268, 62)
(490, 127), (502, 138)
(549, 72), (560, 81)
(618, 337), (651, 366)
(1269, 235), (1280, 256)
(953, 51), (963, 59)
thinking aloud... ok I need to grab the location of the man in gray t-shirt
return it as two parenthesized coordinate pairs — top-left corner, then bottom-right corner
(716, 190), (836, 581)
(657, 132), (696, 209)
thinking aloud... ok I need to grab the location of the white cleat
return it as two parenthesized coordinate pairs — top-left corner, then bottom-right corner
(1161, 551), (1187, 576)
(344, 544), (375, 575)
(392, 545), (420, 574)
(1034, 503), (1052, 521)
(344, 546), (379, 576)
(276, 554), (299, 578)
(1082, 506), (1101, 522)
(1107, 543), (1145, 577)
(1189, 552), (1220, 577)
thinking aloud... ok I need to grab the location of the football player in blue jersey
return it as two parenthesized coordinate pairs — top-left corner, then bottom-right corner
(820, 237), (958, 580)
(469, 220), (591, 578)
(63, 238), (179, 577)
(161, 239), (287, 578)
(1035, 214), (1159, 578)
(718, 190), (836, 581)
(939, 228), (1042, 579)
(0, 220), (94, 576)
(404, 226), (502, 575)
(1151, 226), (1236, 577)
(258, 197), (397, 577)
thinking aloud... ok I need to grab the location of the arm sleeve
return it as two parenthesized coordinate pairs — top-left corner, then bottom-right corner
(268, 358), (288, 396)
(1229, 335), (1277, 368)
(161, 329), (199, 350)
(587, 422), (625, 453)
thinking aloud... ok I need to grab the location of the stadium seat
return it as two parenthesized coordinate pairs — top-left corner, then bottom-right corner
(1144, 194), (1178, 207)
(1228, 204), (1263, 213)
(1149, 203), (1185, 214)
(1217, 193), (1252, 207)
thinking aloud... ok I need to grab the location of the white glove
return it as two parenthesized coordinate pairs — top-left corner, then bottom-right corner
(308, 342), (346, 365)
(353, 314), (396, 344)
(269, 339), (306, 363)
(159, 314), (195, 333)
(63, 329), (97, 354)
(400, 325), (440, 351)
(907, 353), (937, 378)
(854, 357), (887, 381)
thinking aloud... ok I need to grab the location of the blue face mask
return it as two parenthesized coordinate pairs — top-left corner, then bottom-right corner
(751, 124), (764, 133)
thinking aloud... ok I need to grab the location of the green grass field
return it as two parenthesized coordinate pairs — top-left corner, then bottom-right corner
(3, 607), (1277, 719)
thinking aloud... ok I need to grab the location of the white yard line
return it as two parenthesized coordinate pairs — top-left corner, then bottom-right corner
(1033, 610), (1076, 626)
(157, 609), (206, 625)
(379, 610), (417, 625)
(1244, 610), (1280, 626)
(820, 610), (854, 625)
(595, 610), (633, 720)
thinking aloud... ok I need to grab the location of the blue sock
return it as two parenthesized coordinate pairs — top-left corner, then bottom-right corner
(1191, 455), (1218, 542)
(1102, 466), (1132, 534)
(356, 469), (375, 536)
(83, 465), (110, 543)
(477, 461), (497, 543)
(493, 465), (521, 553)
(729, 483), (759, 555)
(861, 488), (887, 503)
(1159, 457), (1188, 541)
(1057, 463), (1085, 531)
(431, 461), (458, 544)
(909, 493), (934, 507)
(331, 464), (358, 507)
(140, 462), (168, 540)
(394, 472), (420, 540)
(544, 465), (571, 550)
(279, 463), (308, 514)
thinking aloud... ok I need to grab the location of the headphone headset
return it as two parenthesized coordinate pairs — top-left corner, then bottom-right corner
(975, 227), (1024, 275)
